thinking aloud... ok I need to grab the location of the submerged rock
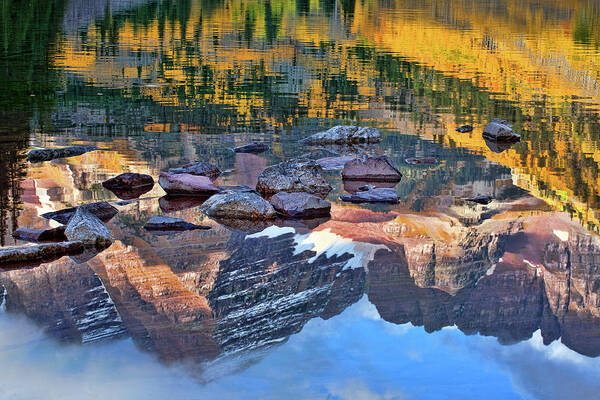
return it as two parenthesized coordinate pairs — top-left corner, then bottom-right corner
(27, 145), (99, 162)
(107, 186), (153, 200)
(343, 180), (398, 194)
(233, 142), (270, 153)
(340, 188), (399, 204)
(342, 156), (402, 182)
(159, 172), (221, 196)
(315, 156), (356, 171)
(144, 216), (210, 232)
(168, 162), (221, 180)
(456, 125), (474, 133)
(42, 201), (118, 225)
(405, 157), (438, 165)
(102, 173), (154, 190)
(65, 208), (113, 247)
(482, 119), (520, 141)
(465, 195), (493, 205)
(0, 241), (84, 265)
(256, 158), (332, 198)
(12, 226), (67, 243)
(159, 196), (208, 213)
(270, 192), (331, 218)
(301, 126), (381, 145)
(201, 192), (276, 220)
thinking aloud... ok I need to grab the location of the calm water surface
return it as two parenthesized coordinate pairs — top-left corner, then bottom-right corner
(2, 0), (600, 399)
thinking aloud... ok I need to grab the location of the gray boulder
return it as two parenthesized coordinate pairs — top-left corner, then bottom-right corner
(482, 119), (520, 141)
(144, 215), (210, 231)
(256, 158), (332, 198)
(201, 192), (276, 220)
(42, 201), (118, 224)
(27, 145), (98, 162)
(168, 162), (221, 180)
(65, 208), (113, 247)
(340, 188), (399, 204)
(301, 126), (381, 144)
(270, 192), (331, 218)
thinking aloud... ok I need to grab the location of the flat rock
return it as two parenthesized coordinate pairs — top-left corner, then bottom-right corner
(65, 208), (113, 247)
(144, 215), (210, 231)
(102, 173), (154, 190)
(342, 156), (402, 182)
(168, 162), (221, 180)
(456, 125), (474, 133)
(405, 157), (438, 165)
(12, 226), (67, 243)
(256, 158), (332, 198)
(340, 188), (399, 204)
(233, 142), (270, 153)
(27, 145), (98, 162)
(482, 119), (520, 141)
(301, 126), (381, 145)
(201, 192), (276, 220)
(465, 195), (493, 205)
(270, 192), (331, 218)
(42, 201), (118, 225)
(159, 172), (221, 196)
(315, 156), (356, 170)
(0, 241), (84, 266)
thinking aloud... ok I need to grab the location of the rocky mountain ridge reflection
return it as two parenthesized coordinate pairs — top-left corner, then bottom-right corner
(2, 189), (600, 382)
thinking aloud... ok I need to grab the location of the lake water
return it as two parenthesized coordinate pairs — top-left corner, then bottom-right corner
(1, 0), (600, 399)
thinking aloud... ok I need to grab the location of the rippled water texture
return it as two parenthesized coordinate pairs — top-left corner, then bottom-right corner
(2, 0), (600, 399)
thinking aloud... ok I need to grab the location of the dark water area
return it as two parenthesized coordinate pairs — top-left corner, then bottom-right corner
(2, 0), (600, 398)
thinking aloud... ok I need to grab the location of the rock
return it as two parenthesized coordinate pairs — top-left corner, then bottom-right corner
(159, 196), (208, 213)
(0, 241), (84, 265)
(342, 156), (402, 182)
(158, 172), (221, 196)
(465, 195), (493, 205)
(357, 184), (376, 191)
(456, 125), (474, 133)
(42, 201), (118, 225)
(315, 156), (356, 170)
(168, 162), (221, 180)
(102, 173), (154, 190)
(256, 158), (332, 198)
(405, 157), (438, 165)
(233, 142), (270, 153)
(201, 192), (276, 220)
(482, 119), (520, 141)
(301, 126), (381, 144)
(270, 192), (331, 218)
(144, 216), (210, 231)
(65, 208), (113, 247)
(12, 226), (67, 243)
(27, 145), (99, 162)
(340, 188), (399, 204)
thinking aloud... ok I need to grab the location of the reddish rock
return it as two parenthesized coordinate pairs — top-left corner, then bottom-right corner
(102, 173), (154, 190)
(270, 192), (331, 218)
(342, 156), (402, 182)
(159, 196), (208, 213)
(12, 226), (67, 243)
(159, 172), (221, 196)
